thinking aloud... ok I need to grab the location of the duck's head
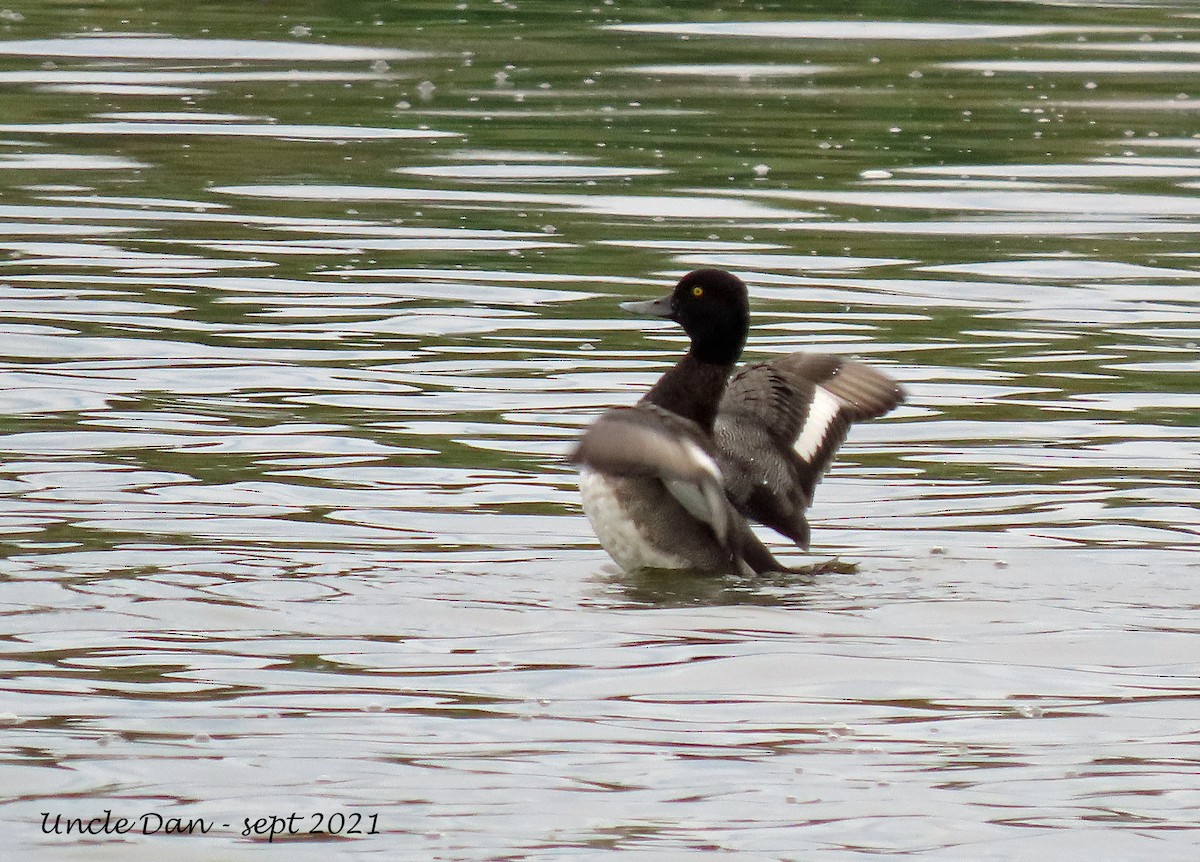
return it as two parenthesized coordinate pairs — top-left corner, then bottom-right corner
(621, 269), (749, 365)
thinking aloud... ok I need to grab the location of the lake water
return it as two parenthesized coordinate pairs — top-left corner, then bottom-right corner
(1, 1), (1198, 859)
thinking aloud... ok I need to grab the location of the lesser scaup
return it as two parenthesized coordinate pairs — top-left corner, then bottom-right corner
(570, 268), (904, 575)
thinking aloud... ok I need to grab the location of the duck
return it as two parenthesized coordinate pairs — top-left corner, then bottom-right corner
(569, 268), (905, 575)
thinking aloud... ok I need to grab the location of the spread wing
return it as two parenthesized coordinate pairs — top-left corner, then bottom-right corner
(715, 354), (905, 548)
(569, 405), (732, 544)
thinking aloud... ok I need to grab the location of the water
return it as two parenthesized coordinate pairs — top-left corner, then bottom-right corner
(0, 2), (1198, 858)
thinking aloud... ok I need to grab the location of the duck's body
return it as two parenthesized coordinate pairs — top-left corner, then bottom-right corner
(575, 402), (784, 576)
(570, 269), (904, 575)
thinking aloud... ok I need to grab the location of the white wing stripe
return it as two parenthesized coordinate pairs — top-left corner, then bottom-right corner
(793, 386), (842, 462)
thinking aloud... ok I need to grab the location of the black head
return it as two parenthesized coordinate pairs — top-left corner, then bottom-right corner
(622, 269), (750, 365)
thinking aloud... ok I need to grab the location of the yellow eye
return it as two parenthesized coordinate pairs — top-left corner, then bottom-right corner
(691, 286), (704, 297)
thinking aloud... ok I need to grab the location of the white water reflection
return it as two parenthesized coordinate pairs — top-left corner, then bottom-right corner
(1064, 40), (1200, 54)
(898, 157), (1200, 179)
(0, 240), (275, 271)
(0, 36), (424, 61)
(1058, 99), (1200, 111)
(921, 259), (1200, 279)
(0, 69), (394, 87)
(0, 121), (458, 140)
(669, 252), (916, 271)
(787, 219), (1200, 236)
(945, 59), (1200, 74)
(214, 183), (812, 219)
(0, 153), (149, 170)
(731, 186), (1200, 216)
(608, 21), (1110, 39)
(620, 63), (838, 78)
(1125, 139), (1200, 149)
(599, 239), (788, 251)
(397, 163), (671, 180)
(199, 236), (573, 254)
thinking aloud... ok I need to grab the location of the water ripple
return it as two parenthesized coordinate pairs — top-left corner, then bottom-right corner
(1, 6), (1198, 859)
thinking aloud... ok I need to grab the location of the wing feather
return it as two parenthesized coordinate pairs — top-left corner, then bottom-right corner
(716, 353), (905, 547)
(570, 406), (730, 542)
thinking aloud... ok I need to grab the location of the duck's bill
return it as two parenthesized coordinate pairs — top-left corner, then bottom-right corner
(619, 294), (673, 318)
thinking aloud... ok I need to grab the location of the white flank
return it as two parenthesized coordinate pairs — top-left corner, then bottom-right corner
(794, 386), (842, 462)
(578, 468), (691, 570)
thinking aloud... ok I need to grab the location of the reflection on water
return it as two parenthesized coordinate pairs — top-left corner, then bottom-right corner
(0, 2), (1198, 858)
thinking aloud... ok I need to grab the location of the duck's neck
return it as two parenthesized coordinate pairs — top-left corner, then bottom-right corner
(641, 352), (734, 432)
